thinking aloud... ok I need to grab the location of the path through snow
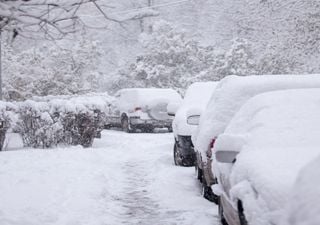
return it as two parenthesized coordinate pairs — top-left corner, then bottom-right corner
(0, 130), (218, 225)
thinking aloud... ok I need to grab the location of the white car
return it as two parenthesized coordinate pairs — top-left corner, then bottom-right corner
(171, 82), (218, 166)
(283, 155), (320, 225)
(106, 88), (182, 133)
(215, 89), (320, 225)
(193, 74), (320, 202)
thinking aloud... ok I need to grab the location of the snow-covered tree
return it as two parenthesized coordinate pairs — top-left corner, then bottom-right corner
(3, 39), (103, 101)
(199, 0), (320, 74)
(109, 21), (211, 92)
(110, 21), (261, 93)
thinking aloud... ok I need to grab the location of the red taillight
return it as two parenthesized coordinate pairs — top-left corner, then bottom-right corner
(134, 107), (142, 112)
(206, 138), (216, 158)
(210, 138), (216, 149)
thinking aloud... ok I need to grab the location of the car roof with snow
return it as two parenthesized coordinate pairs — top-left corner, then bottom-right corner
(193, 74), (320, 156)
(116, 88), (182, 111)
(215, 89), (320, 225)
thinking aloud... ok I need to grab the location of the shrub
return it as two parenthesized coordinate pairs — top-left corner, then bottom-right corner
(12, 93), (114, 149)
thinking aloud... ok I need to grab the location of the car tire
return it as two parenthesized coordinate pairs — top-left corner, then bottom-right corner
(104, 124), (111, 129)
(144, 125), (154, 133)
(238, 201), (248, 225)
(173, 142), (183, 166)
(202, 176), (219, 204)
(121, 116), (134, 133)
(219, 197), (228, 225)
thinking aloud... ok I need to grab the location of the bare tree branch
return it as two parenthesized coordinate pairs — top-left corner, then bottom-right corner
(0, 0), (105, 39)
(0, 0), (160, 40)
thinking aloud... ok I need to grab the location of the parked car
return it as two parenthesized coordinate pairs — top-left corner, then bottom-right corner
(214, 89), (320, 225)
(106, 88), (182, 133)
(192, 74), (320, 202)
(171, 82), (218, 166)
(283, 155), (320, 225)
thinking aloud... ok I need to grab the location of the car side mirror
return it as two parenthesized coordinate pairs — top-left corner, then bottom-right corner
(215, 150), (239, 163)
(187, 115), (200, 125)
(186, 108), (202, 125)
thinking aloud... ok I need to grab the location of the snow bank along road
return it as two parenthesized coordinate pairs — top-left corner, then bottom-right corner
(0, 130), (217, 225)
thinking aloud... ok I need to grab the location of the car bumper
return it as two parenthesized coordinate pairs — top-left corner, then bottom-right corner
(129, 117), (172, 128)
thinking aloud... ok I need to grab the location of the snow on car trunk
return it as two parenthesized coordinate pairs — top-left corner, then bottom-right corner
(194, 74), (320, 159)
(215, 89), (320, 225)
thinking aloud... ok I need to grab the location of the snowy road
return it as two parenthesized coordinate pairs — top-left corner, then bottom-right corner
(0, 130), (218, 225)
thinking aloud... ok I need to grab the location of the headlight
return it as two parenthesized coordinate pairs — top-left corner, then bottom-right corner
(187, 115), (200, 125)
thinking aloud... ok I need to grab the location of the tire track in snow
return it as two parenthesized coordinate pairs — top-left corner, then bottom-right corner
(96, 131), (218, 225)
(119, 159), (184, 225)
(121, 160), (160, 224)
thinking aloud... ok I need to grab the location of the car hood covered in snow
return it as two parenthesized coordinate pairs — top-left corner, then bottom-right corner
(215, 89), (320, 225)
(193, 74), (320, 159)
(173, 82), (218, 136)
(283, 154), (320, 225)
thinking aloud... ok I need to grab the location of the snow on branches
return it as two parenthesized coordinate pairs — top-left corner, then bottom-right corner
(110, 21), (260, 94)
(3, 39), (103, 101)
(0, 0), (160, 39)
(0, 93), (114, 150)
(0, 0), (95, 39)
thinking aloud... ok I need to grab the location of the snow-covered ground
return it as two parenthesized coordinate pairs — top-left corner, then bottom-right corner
(0, 130), (217, 225)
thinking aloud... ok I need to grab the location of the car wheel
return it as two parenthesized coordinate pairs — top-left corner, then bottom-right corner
(219, 197), (228, 225)
(238, 201), (248, 225)
(104, 124), (111, 129)
(173, 142), (183, 166)
(202, 177), (219, 204)
(144, 125), (154, 133)
(121, 117), (134, 133)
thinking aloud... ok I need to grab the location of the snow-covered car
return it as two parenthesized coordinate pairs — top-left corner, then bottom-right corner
(214, 89), (320, 225)
(171, 82), (218, 166)
(193, 74), (320, 202)
(283, 155), (320, 225)
(106, 88), (182, 133)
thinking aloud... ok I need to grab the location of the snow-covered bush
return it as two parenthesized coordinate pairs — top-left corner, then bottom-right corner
(57, 109), (97, 148)
(40, 93), (114, 139)
(17, 101), (62, 148)
(3, 40), (104, 101)
(12, 93), (114, 149)
(49, 99), (106, 147)
(0, 102), (15, 151)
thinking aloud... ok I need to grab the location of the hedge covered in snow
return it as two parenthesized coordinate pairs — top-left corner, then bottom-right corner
(0, 93), (115, 150)
(0, 102), (16, 151)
